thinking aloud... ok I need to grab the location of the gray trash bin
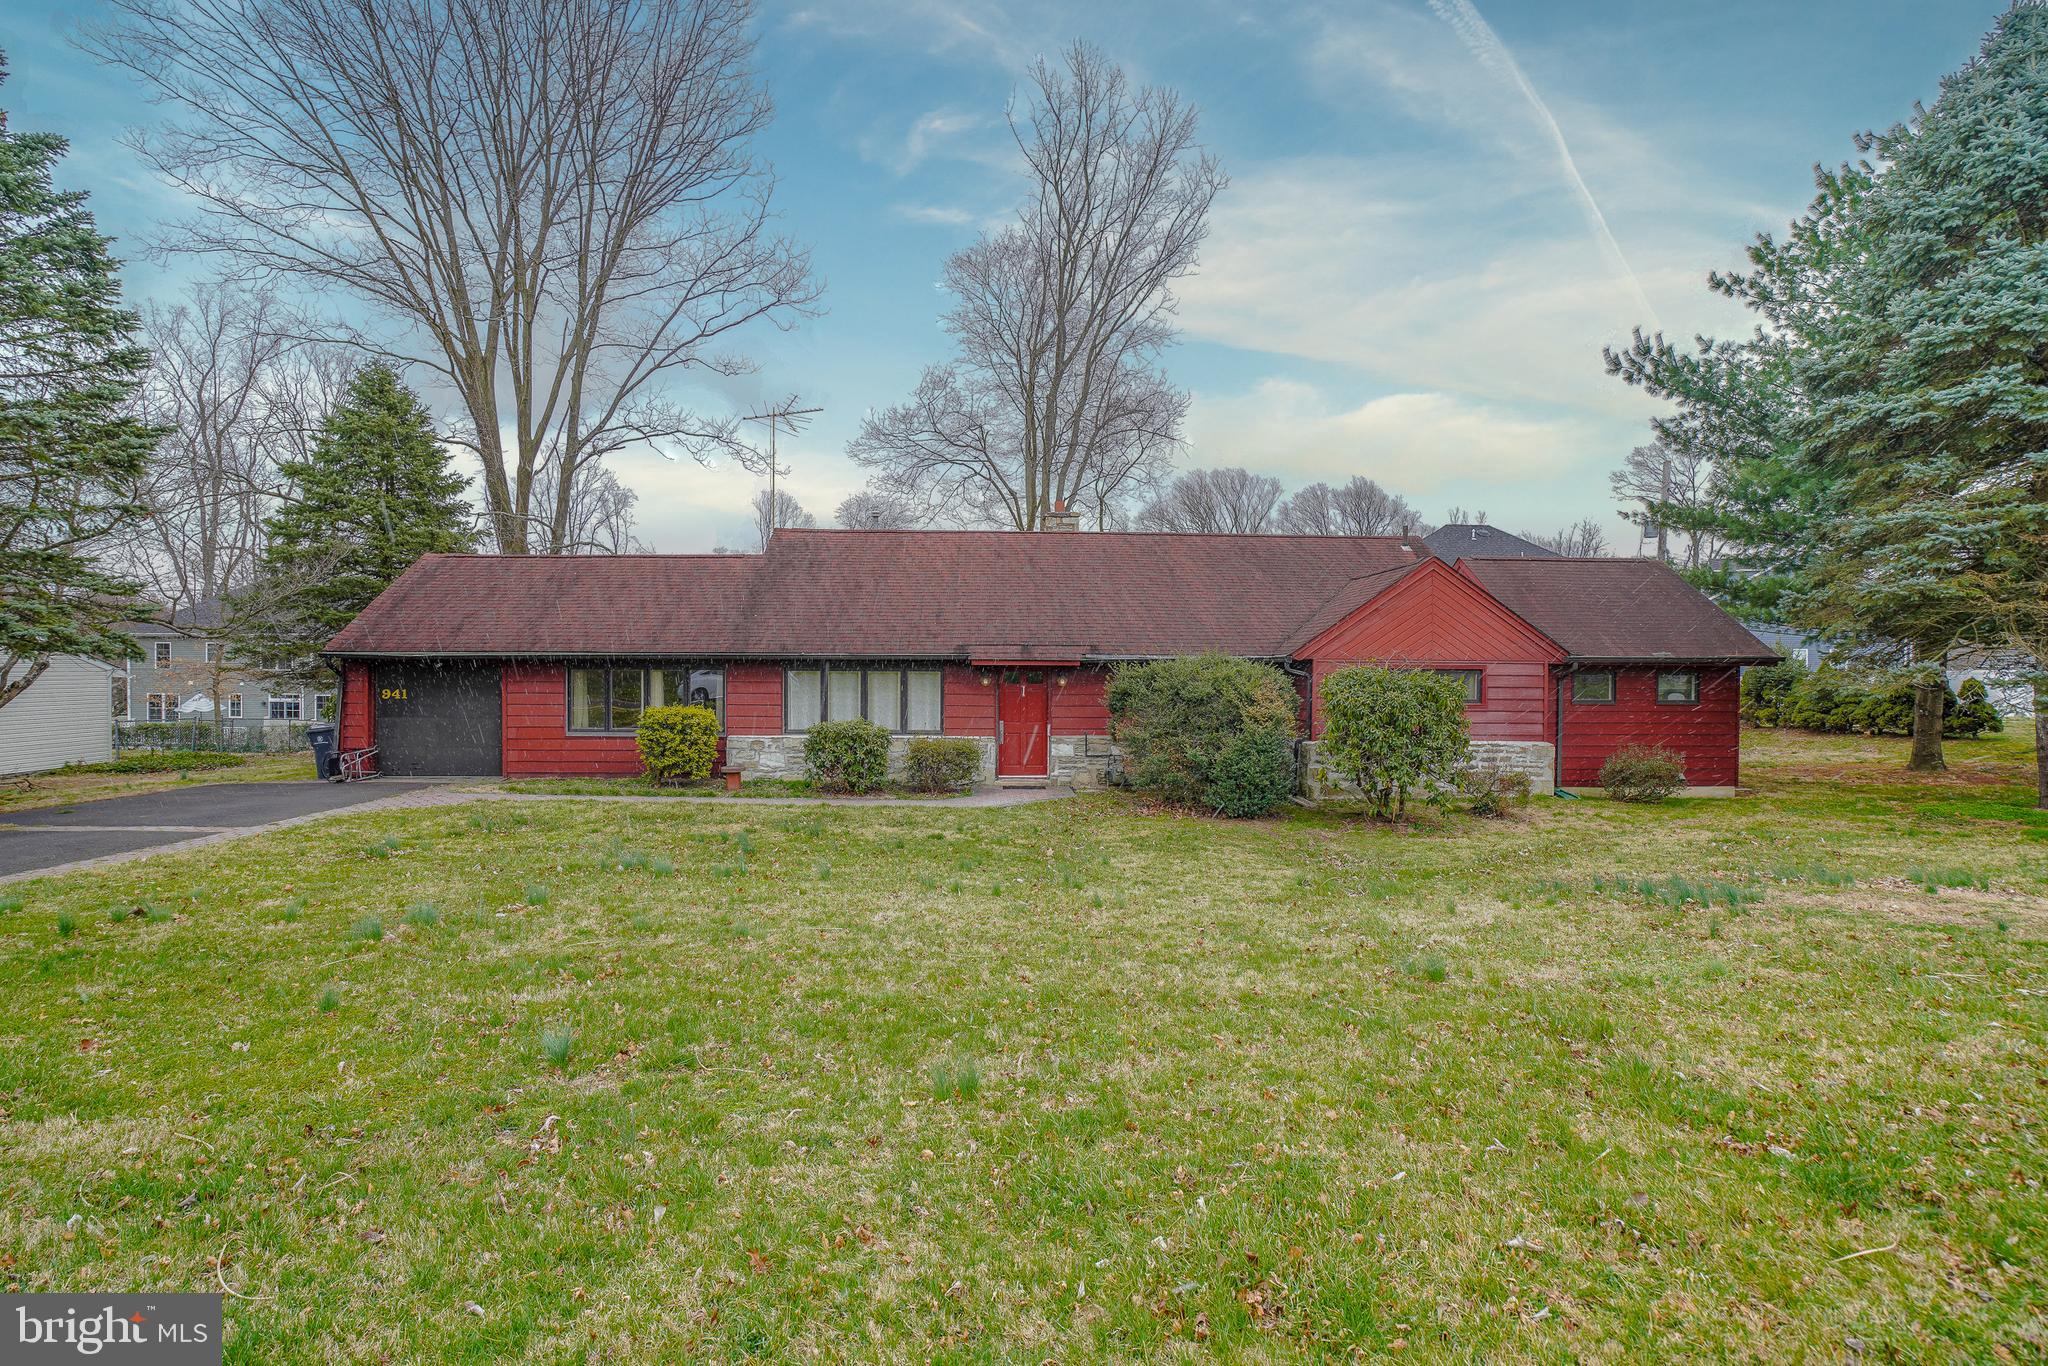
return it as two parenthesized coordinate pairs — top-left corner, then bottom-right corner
(307, 723), (338, 780)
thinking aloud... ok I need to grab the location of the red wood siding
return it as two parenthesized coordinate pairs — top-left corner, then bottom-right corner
(1559, 665), (1742, 787)
(501, 663), (641, 778)
(339, 661), (375, 751)
(1301, 559), (1562, 741)
(1050, 665), (1111, 735)
(726, 663), (783, 735)
(943, 665), (997, 737)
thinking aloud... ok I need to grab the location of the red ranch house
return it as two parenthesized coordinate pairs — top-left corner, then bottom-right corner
(325, 529), (1778, 794)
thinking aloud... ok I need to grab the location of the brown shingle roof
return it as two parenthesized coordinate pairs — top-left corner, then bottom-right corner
(1456, 557), (1779, 663)
(324, 531), (1431, 660)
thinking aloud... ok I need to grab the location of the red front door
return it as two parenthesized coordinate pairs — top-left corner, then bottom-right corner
(997, 670), (1049, 776)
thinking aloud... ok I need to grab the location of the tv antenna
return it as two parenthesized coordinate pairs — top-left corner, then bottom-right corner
(742, 398), (822, 545)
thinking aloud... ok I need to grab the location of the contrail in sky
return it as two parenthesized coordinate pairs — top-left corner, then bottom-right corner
(1427, 0), (1662, 331)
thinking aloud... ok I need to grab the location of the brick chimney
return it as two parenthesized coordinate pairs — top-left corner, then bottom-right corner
(1043, 498), (1080, 532)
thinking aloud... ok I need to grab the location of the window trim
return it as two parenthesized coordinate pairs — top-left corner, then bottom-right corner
(1435, 668), (1484, 705)
(783, 663), (945, 735)
(566, 663), (728, 735)
(267, 694), (302, 721)
(1655, 670), (1698, 705)
(204, 642), (224, 664)
(1572, 670), (1616, 705)
(227, 694), (243, 720)
(152, 641), (172, 668)
(146, 692), (172, 722)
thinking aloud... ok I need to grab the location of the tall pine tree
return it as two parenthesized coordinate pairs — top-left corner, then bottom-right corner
(1610, 6), (2048, 800)
(0, 59), (161, 709)
(231, 363), (473, 674)
(1796, 3), (2048, 800)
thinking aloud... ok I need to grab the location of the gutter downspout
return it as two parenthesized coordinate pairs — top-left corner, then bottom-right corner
(1553, 666), (1576, 798)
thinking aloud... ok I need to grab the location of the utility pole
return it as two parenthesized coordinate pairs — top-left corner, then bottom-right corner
(742, 397), (822, 547)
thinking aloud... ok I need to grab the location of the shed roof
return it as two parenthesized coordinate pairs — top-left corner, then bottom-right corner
(1456, 557), (1779, 663)
(1421, 523), (1558, 560)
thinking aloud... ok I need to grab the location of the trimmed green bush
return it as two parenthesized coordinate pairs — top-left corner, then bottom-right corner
(1106, 654), (1299, 817)
(804, 718), (891, 793)
(1948, 678), (2003, 738)
(1600, 744), (1685, 802)
(636, 704), (721, 784)
(1742, 662), (1998, 737)
(1317, 667), (1470, 820)
(904, 737), (982, 792)
(1205, 729), (1299, 818)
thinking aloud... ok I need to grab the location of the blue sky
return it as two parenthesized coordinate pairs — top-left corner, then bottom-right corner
(0, 0), (2001, 551)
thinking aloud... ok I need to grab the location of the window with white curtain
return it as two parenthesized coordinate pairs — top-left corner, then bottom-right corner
(784, 665), (945, 734)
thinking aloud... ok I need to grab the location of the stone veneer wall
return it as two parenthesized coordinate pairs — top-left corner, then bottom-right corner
(1299, 739), (1556, 801)
(1049, 733), (1121, 788)
(726, 734), (998, 785)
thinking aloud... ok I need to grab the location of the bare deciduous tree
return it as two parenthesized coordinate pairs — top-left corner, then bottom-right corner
(88, 0), (817, 554)
(1134, 467), (1282, 534)
(835, 487), (926, 531)
(108, 285), (345, 616)
(1524, 518), (1610, 557)
(1275, 477), (1428, 537)
(849, 42), (1222, 530)
(750, 487), (813, 552)
(554, 462), (647, 555)
(1610, 440), (1721, 568)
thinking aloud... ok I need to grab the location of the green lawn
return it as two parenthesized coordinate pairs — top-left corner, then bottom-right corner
(0, 751), (315, 815)
(1, 731), (2042, 1360)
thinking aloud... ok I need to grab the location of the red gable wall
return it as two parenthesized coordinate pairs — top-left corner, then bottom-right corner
(1297, 559), (1564, 741)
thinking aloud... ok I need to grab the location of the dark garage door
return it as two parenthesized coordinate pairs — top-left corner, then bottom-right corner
(374, 663), (502, 776)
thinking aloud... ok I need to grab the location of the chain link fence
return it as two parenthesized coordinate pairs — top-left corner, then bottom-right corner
(114, 721), (314, 754)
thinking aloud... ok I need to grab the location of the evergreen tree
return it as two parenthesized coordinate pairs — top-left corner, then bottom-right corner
(0, 59), (162, 709)
(1795, 3), (2048, 798)
(1609, 6), (2048, 799)
(231, 364), (473, 673)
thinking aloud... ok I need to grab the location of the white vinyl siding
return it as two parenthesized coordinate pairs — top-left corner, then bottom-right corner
(0, 655), (114, 775)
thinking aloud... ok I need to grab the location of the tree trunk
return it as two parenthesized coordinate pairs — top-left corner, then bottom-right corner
(1908, 677), (1946, 772)
(2034, 681), (2047, 810)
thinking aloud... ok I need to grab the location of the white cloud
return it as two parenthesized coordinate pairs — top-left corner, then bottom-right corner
(891, 202), (979, 226)
(860, 107), (995, 175)
(1186, 378), (1592, 493)
(1177, 156), (1748, 419)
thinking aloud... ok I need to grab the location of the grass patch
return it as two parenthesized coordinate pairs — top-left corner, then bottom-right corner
(403, 903), (440, 928)
(539, 1027), (576, 1068)
(346, 915), (383, 942)
(523, 883), (551, 907)
(0, 730), (2041, 1360)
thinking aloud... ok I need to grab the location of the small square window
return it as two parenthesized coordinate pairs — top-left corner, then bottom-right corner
(1438, 669), (1482, 704)
(1572, 671), (1615, 705)
(1656, 671), (1698, 704)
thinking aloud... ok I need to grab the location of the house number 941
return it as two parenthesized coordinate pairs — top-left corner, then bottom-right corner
(379, 688), (410, 701)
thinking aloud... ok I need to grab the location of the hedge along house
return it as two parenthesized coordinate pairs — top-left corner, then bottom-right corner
(323, 529), (1778, 792)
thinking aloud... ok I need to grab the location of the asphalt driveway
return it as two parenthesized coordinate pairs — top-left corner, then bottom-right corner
(0, 781), (443, 878)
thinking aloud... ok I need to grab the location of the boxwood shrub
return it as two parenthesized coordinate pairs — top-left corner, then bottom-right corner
(1317, 667), (1471, 820)
(1106, 654), (1299, 817)
(804, 718), (891, 793)
(635, 704), (721, 784)
(904, 737), (981, 792)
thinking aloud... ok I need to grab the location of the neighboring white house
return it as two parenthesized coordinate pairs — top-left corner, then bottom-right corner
(0, 655), (115, 775)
